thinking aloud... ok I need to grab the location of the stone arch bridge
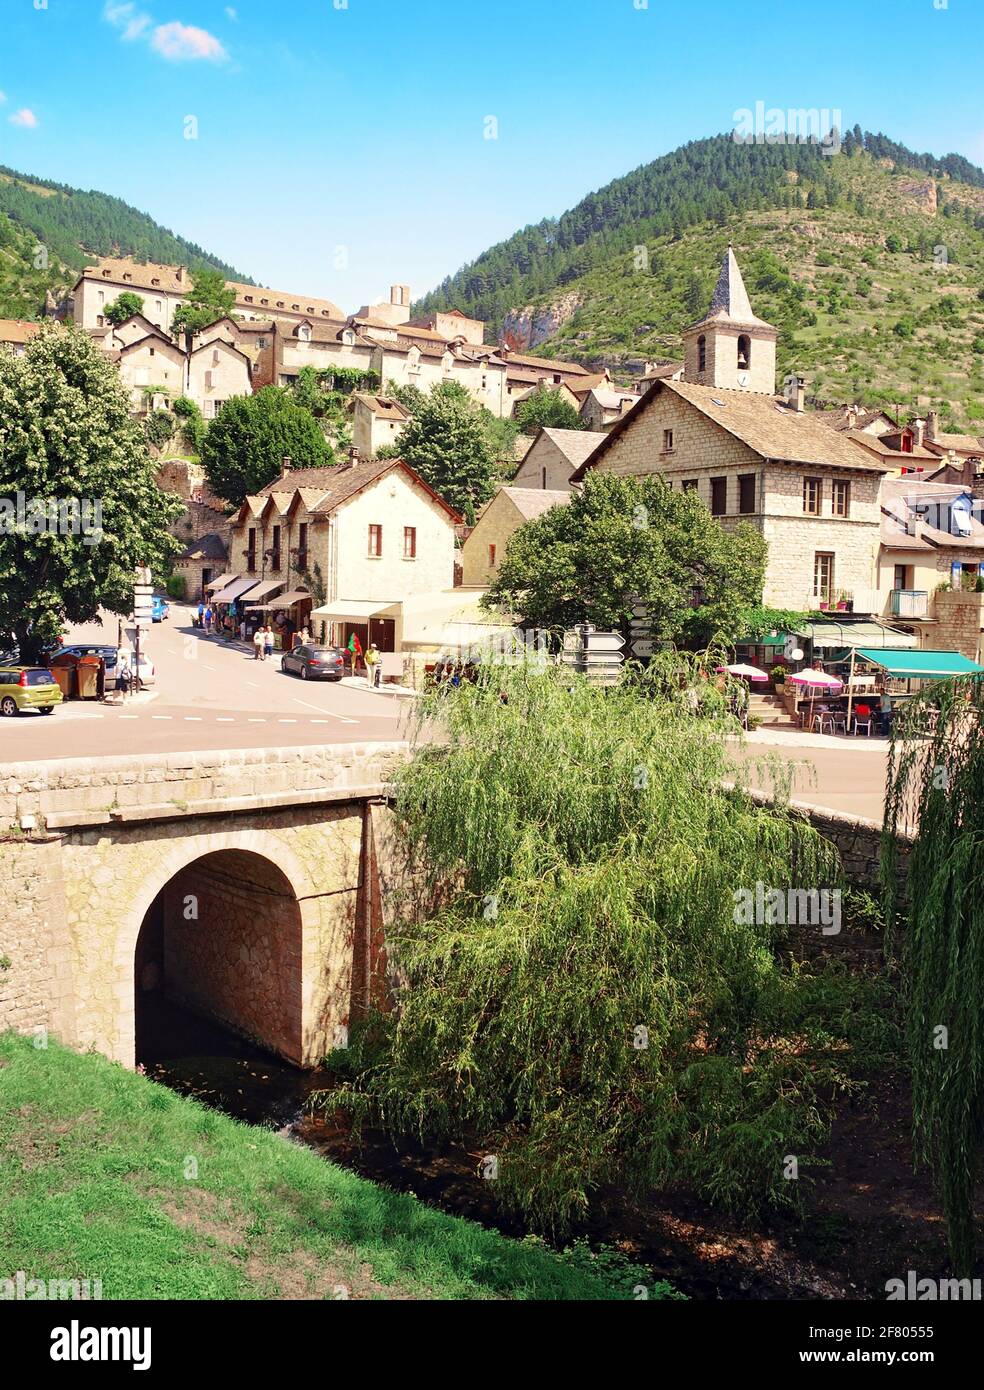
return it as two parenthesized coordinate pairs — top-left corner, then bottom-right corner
(0, 743), (409, 1068)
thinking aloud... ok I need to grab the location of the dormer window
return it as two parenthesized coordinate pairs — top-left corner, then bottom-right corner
(306, 307), (314, 314)
(245, 295), (253, 304)
(261, 298), (269, 306)
(292, 304), (299, 311)
(697, 335), (706, 373)
(298, 324), (312, 342)
(737, 335), (751, 371)
(277, 301), (284, 309)
(124, 273), (132, 282)
(342, 330), (355, 346)
(102, 269), (111, 277)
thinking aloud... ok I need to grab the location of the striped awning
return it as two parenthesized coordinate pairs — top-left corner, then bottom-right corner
(264, 590), (312, 610)
(241, 579), (285, 608)
(205, 572), (238, 592)
(210, 576), (260, 605)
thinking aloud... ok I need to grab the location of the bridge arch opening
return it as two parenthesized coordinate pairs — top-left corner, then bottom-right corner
(134, 849), (304, 1068)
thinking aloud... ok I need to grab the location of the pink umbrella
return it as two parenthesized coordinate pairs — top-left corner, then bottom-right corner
(788, 669), (843, 689)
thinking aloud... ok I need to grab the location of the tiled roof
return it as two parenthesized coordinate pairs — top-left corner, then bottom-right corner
(499, 349), (590, 376)
(228, 280), (344, 320)
(640, 361), (684, 382)
(255, 457), (462, 523)
(78, 258), (345, 321)
(844, 430), (938, 463)
(538, 427), (607, 468)
(500, 487), (572, 521)
(925, 432), (984, 455)
(0, 319), (43, 344)
(177, 532), (228, 562)
(572, 379), (893, 482)
(350, 393), (411, 421)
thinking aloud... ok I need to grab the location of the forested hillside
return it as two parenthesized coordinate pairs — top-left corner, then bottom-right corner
(0, 165), (249, 318)
(419, 130), (984, 430)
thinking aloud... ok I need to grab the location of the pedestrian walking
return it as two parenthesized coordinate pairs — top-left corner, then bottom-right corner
(347, 630), (362, 676)
(253, 626), (265, 661)
(196, 601), (204, 630)
(365, 642), (382, 688)
(204, 605), (213, 636)
(264, 625), (275, 661)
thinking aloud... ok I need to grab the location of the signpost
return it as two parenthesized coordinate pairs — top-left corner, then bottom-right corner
(132, 568), (153, 695)
(561, 626), (625, 684)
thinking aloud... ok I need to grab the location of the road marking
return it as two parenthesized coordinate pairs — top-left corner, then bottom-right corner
(278, 718), (298, 724)
(120, 715), (139, 720)
(216, 717), (235, 722)
(291, 697), (359, 725)
(245, 682), (260, 688)
(151, 715), (172, 721)
(247, 718), (266, 723)
(184, 717), (203, 721)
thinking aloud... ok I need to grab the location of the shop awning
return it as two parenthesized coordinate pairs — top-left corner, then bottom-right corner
(854, 648), (984, 678)
(798, 621), (918, 651)
(241, 579), (286, 609)
(265, 590), (312, 611)
(205, 572), (238, 592)
(312, 599), (401, 621)
(210, 576), (260, 605)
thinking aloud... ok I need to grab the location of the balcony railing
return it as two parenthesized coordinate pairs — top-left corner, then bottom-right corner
(891, 589), (929, 618)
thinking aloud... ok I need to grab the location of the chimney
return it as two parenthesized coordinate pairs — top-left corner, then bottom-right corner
(926, 410), (940, 442)
(784, 373), (805, 413)
(175, 266), (185, 285)
(913, 417), (926, 448)
(846, 404), (859, 430)
(280, 455), (292, 479)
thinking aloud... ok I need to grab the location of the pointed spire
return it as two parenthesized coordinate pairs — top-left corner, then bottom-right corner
(708, 246), (756, 321)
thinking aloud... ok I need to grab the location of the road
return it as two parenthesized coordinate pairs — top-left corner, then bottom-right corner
(2, 606), (410, 763)
(734, 736), (888, 823)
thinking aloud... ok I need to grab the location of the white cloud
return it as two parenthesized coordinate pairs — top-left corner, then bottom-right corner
(225, 6), (238, 19)
(10, 109), (39, 129)
(103, 2), (152, 41)
(151, 21), (227, 62)
(0, 91), (7, 106)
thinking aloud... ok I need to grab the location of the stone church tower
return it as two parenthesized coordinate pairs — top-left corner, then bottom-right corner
(682, 246), (777, 394)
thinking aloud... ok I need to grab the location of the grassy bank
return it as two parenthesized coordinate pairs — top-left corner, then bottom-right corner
(0, 1033), (667, 1300)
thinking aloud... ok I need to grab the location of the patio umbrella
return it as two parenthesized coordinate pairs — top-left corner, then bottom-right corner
(788, 669), (844, 732)
(717, 663), (769, 681)
(789, 669), (843, 689)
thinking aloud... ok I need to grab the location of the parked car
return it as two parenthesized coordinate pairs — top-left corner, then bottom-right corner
(152, 596), (170, 623)
(58, 643), (121, 679)
(0, 665), (63, 716)
(281, 645), (346, 681)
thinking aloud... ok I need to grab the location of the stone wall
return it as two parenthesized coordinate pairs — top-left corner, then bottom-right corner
(930, 588), (983, 661)
(0, 835), (75, 1045)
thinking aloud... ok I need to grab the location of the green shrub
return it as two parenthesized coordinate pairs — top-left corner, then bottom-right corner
(165, 574), (187, 600)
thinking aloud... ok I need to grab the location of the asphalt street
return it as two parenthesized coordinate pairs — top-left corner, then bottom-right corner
(2, 606), (410, 763)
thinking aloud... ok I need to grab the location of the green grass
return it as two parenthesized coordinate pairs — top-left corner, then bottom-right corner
(0, 1032), (655, 1300)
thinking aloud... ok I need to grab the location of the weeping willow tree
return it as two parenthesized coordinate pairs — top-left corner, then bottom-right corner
(324, 655), (889, 1232)
(883, 676), (984, 1275)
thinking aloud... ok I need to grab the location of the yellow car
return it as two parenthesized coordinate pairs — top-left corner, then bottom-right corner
(0, 665), (63, 716)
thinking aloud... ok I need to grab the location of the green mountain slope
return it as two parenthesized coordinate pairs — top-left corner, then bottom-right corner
(0, 164), (251, 319)
(420, 132), (984, 430)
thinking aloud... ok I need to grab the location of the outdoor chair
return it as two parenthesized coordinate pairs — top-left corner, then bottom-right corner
(853, 704), (874, 737)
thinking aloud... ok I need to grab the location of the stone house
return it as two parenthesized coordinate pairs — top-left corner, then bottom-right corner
(460, 486), (571, 588)
(578, 386), (640, 431)
(511, 427), (606, 490)
(227, 457), (460, 655)
(570, 247), (892, 613)
(0, 319), (42, 356)
(349, 393), (412, 458)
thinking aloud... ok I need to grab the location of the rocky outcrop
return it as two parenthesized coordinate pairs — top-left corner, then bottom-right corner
(502, 292), (582, 351)
(897, 177), (937, 215)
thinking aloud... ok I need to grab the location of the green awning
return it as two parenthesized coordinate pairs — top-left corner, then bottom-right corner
(798, 621), (918, 651)
(854, 648), (984, 679)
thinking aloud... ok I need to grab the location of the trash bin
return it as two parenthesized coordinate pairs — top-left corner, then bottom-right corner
(50, 664), (74, 699)
(77, 655), (101, 700)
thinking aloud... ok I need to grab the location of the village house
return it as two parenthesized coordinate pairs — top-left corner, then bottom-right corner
(510, 427), (607, 490)
(0, 318), (43, 355)
(225, 456), (460, 660)
(460, 487), (571, 587)
(349, 393), (412, 458)
(570, 247), (893, 614)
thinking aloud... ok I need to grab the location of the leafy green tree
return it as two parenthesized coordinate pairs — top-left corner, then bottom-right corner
(201, 386), (333, 505)
(324, 660), (884, 1232)
(514, 387), (583, 436)
(104, 291), (145, 325)
(171, 268), (236, 342)
(0, 324), (181, 661)
(144, 409), (175, 450)
(485, 472), (767, 650)
(171, 396), (205, 452)
(392, 380), (498, 517)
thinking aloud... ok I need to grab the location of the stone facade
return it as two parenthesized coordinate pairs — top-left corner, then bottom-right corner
(0, 743), (405, 1068)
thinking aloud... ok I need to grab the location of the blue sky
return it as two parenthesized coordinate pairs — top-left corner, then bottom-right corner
(1, 0), (983, 312)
